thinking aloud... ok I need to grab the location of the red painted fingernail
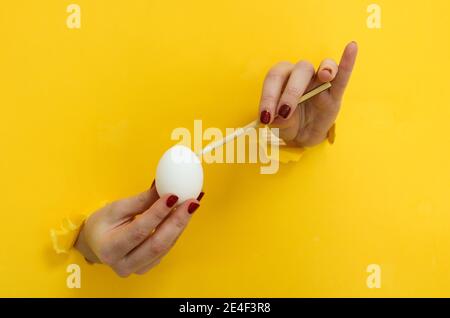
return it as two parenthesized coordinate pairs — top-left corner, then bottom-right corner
(278, 104), (291, 119)
(188, 202), (200, 214)
(260, 110), (271, 124)
(196, 192), (205, 201)
(166, 195), (178, 208)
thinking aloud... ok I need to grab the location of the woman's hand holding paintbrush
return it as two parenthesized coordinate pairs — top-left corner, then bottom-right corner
(202, 41), (358, 155)
(259, 41), (358, 147)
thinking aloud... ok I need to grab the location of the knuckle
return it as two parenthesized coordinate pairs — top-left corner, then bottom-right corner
(266, 69), (286, 81)
(130, 226), (149, 244)
(136, 261), (160, 275)
(107, 200), (119, 214)
(152, 208), (167, 223)
(137, 193), (146, 204)
(273, 61), (293, 69)
(310, 125), (328, 140)
(260, 94), (277, 106)
(283, 85), (301, 98)
(113, 264), (132, 278)
(150, 239), (168, 255)
(137, 191), (148, 205)
(98, 244), (117, 266)
(173, 216), (187, 231)
(295, 60), (314, 73)
(323, 58), (337, 66)
(107, 200), (126, 218)
(147, 260), (161, 272)
(266, 62), (291, 80)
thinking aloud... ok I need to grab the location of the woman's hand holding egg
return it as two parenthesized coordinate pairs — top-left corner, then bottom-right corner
(74, 184), (203, 277)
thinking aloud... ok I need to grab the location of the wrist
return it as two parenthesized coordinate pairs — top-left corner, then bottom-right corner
(74, 224), (100, 264)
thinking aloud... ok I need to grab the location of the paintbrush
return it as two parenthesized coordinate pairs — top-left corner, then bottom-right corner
(201, 82), (331, 155)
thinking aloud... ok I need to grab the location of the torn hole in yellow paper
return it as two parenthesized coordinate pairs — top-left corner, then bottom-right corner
(257, 123), (336, 163)
(50, 214), (86, 254)
(50, 201), (107, 254)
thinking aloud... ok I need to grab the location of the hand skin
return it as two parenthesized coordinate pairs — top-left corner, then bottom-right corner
(259, 41), (358, 146)
(75, 184), (203, 277)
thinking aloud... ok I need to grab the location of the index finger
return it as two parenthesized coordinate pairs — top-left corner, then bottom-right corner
(119, 199), (200, 273)
(259, 62), (294, 124)
(108, 193), (180, 260)
(108, 183), (159, 221)
(330, 41), (358, 101)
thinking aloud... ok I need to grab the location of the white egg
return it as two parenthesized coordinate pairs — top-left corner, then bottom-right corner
(155, 145), (203, 203)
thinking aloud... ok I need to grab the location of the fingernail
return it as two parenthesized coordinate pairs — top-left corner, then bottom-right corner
(166, 195), (178, 208)
(278, 104), (291, 119)
(260, 110), (271, 124)
(151, 179), (155, 188)
(188, 202), (200, 214)
(322, 67), (332, 75)
(196, 192), (205, 201)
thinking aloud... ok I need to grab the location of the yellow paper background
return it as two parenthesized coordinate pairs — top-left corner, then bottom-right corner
(1, 0), (449, 297)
